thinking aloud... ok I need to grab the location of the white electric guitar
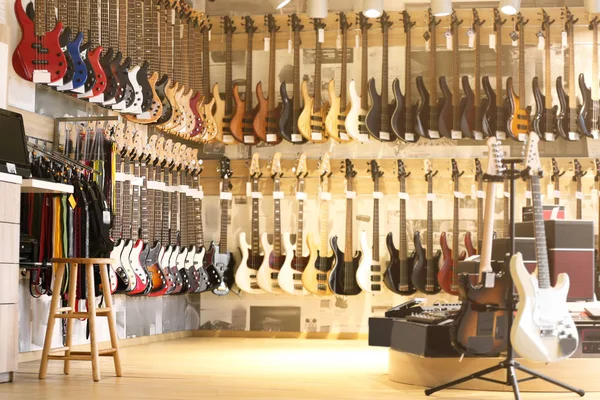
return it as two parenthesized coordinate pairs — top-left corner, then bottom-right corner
(510, 132), (579, 363)
(236, 154), (266, 294)
(279, 153), (310, 295)
(257, 153), (291, 294)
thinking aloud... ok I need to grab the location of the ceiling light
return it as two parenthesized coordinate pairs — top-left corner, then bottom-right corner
(308, 0), (328, 18)
(363, 0), (383, 18)
(585, 0), (600, 13)
(500, 0), (520, 15)
(431, 0), (451, 17)
(270, 0), (291, 10)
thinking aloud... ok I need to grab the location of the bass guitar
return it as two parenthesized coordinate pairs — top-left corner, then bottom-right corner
(439, 11), (462, 140)
(482, 9), (507, 140)
(578, 15), (600, 139)
(411, 160), (441, 294)
(303, 153), (334, 295)
(511, 132), (579, 363)
(215, 16), (237, 144)
(557, 7), (580, 141)
(328, 159), (363, 296)
(451, 137), (510, 356)
(199, 21), (219, 142)
(573, 159), (586, 220)
(385, 160), (416, 295)
(550, 158), (565, 206)
(464, 158), (483, 256)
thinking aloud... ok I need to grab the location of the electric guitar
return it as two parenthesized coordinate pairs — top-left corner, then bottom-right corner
(214, 16), (237, 144)
(329, 159), (362, 296)
(451, 137), (510, 356)
(279, 153), (310, 295)
(199, 21), (219, 142)
(303, 153), (334, 295)
(236, 153), (266, 294)
(205, 157), (235, 296)
(464, 158), (483, 256)
(345, 13), (371, 143)
(77, 0), (107, 99)
(325, 12), (353, 143)
(415, 9), (441, 140)
(550, 158), (565, 206)
(511, 132), (579, 363)
(482, 9), (507, 140)
(438, 160), (465, 296)
(411, 160), (441, 294)
(573, 159), (586, 220)
(438, 11), (463, 139)
(12, 0), (67, 84)
(58, 0), (91, 93)
(391, 11), (418, 143)
(356, 160), (383, 293)
(183, 149), (201, 293)
(557, 7), (581, 141)
(578, 15), (600, 139)
(298, 18), (329, 143)
(94, 0), (119, 104)
(257, 153), (289, 294)
(279, 13), (308, 144)
(365, 11), (396, 142)
(385, 160), (416, 295)
(170, 144), (191, 294)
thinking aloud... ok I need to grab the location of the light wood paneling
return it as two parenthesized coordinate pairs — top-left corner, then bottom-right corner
(8, 107), (54, 143)
(0, 264), (18, 304)
(0, 223), (19, 264)
(0, 304), (18, 374)
(0, 182), (21, 224)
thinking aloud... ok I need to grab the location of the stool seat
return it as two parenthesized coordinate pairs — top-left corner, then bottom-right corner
(38, 258), (122, 382)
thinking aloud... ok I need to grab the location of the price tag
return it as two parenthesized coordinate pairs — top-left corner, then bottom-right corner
(504, 191), (510, 198)
(496, 131), (506, 140)
(223, 134), (235, 143)
(425, 38), (430, 51)
(355, 34), (360, 48)
(398, 192), (409, 200)
(569, 131), (578, 141)
(103, 210), (111, 224)
(115, 172), (127, 182)
(195, 190), (205, 199)
(336, 34), (341, 49)
(554, 190), (561, 199)
(477, 190), (485, 199)
(264, 37), (270, 51)
(345, 191), (356, 199)
(311, 132), (323, 141)
(545, 132), (556, 141)
(246, 182), (251, 197)
(454, 191), (465, 199)
(380, 131), (390, 140)
(273, 191), (284, 199)
(163, 185), (175, 193)
(296, 192), (307, 200)
(320, 192), (332, 201)
(512, 40), (518, 47)
(467, 29), (475, 48)
(208, 29), (212, 42)
(68, 194), (77, 209)
(426, 193), (436, 201)
(359, 133), (370, 142)
(220, 191), (232, 200)
(562, 31), (568, 47)
(489, 33), (496, 50)
(146, 181), (162, 190)
(428, 130), (440, 139)
(451, 130), (462, 140)
(525, 190), (532, 199)
(445, 31), (453, 50)
(471, 184), (477, 199)
(33, 70), (52, 84)
(405, 133), (415, 142)
(373, 191), (383, 199)
(576, 191), (584, 200)
(474, 131), (484, 140)
(291, 134), (303, 142)
(131, 177), (145, 187)
(266, 134), (277, 142)
(251, 192), (263, 199)
(318, 28), (324, 43)
(244, 135), (255, 144)
(339, 132), (349, 141)
(518, 133), (527, 142)
(547, 184), (554, 198)
(537, 35), (545, 50)
(288, 39), (292, 54)
(178, 184), (189, 192)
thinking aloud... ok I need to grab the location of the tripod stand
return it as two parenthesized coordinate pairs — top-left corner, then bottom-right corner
(425, 158), (585, 399)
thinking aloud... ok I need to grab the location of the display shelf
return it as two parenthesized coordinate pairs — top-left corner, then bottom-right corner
(21, 179), (73, 194)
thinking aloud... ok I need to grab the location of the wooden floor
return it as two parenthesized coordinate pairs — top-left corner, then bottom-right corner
(0, 337), (597, 399)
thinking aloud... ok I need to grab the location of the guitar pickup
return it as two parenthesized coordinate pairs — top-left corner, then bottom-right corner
(293, 273), (302, 280)
(316, 273), (327, 280)
(371, 284), (382, 291)
(270, 272), (279, 279)
(371, 276), (382, 282)
(370, 265), (381, 272)
(294, 284), (303, 290)
(317, 284), (327, 291)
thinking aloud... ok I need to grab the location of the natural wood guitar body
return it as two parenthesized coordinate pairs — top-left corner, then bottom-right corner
(123, 72), (163, 124)
(303, 233), (333, 296)
(325, 81), (351, 142)
(230, 84), (245, 143)
(253, 82), (269, 142)
(200, 98), (217, 142)
(211, 83), (227, 144)
(298, 82), (329, 143)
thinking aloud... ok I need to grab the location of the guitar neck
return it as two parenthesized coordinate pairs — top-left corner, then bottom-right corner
(166, 6), (174, 81)
(173, 12), (183, 84)
(319, 178), (330, 254)
(181, 15), (190, 88)
(372, 180), (380, 261)
(296, 178), (305, 253)
(273, 178), (282, 256)
(429, 23), (437, 106)
(141, 160), (151, 242)
(144, 0), (158, 72)
(245, 32), (254, 114)
(544, 22), (552, 108)
(452, 25), (460, 111)
(495, 25), (503, 106)
(37, 0), (48, 36)
(292, 30), (302, 122)
(577, 179), (582, 219)
(179, 172), (188, 246)
(594, 24), (599, 101)
(193, 173), (204, 246)
(161, 166), (171, 244)
(122, 158), (133, 239)
(112, 156), (123, 239)
(251, 178), (260, 254)
(219, 177), (230, 253)
(314, 38), (322, 111)
(340, 30), (348, 107)
(187, 174), (194, 247)
(159, 2), (167, 74)
(360, 27), (368, 110)
(568, 22), (576, 109)
(131, 159), (141, 241)
(479, 173), (499, 274)
(344, 197), (353, 262)
(398, 178), (407, 261)
(109, 0), (118, 50)
(170, 170), (179, 244)
(426, 178), (433, 259)
(267, 29), (277, 109)
(119, 0), (129, 57)
(518, 24), (525, 102)
(203, 27), (210, 98)
(153, 165), (163, 242)
(80, 0), (90, 42)
(57, 0), (68, 32)
(474, 25), (481, 107)
(380, 28), (390, 130)
(225, 32), (233, 113)
(477, 179), (484, 244)
(99, 0), (109, 49)
(404, 28), (412, 131)
(531, 174), (551, 288)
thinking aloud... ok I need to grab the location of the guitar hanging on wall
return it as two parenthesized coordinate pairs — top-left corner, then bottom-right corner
(482, 8), (507, 140)
(464, 158), (483, 257)
(557, 7), (581, 142)
(573, 159), (586, 220)
(438, 10), (463, 140)
(578, 15), (600, 139)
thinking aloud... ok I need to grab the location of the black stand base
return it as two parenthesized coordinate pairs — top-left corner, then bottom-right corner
(424, 359), (585, 398)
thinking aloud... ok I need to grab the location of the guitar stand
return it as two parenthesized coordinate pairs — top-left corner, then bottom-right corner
(425, 158), (585, 399)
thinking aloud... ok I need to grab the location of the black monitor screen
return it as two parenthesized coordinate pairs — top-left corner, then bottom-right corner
(0, 108), (30, 167)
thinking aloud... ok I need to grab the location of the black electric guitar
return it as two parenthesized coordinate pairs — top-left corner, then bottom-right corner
(411, 160), (441, 294)
(205, 157), (235, 296)
(385, 160), (416, 295)
(556, 7), (580, 141)
(438, 10), (463, 139)
(415, 9), (441, 139)
(482, 9), (507, 139)
(578, 16), (599, 139)
(328, 159), (362, 296)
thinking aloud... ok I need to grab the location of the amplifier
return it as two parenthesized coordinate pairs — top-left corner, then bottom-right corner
(570, 323), (600, 358)
(522, 205), (565, 221)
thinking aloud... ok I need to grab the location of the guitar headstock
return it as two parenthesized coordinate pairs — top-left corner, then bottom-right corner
(218, 156), (233, 179)
(201, 18), (212, 33)
(312, 17), (326, 31)
(395, 160), (410, 180)
(523, 132), (542, 176)
(178, 144), (188, 170)
(338, 12), (351, 33)
(265, 14), (280, 33)
(368, 160), (383, 182)
(342, 159), (357, 191)
(289, 13), (304, 32)
(222, 16), (236, 35)
(424, 159), (438, 181)
(172, 142), (181, 167)
(472, 8), (485, 28)
(451, 10), (463, 29)
(249, 153), (262, 178)
(493, 8), (507, 31)
(147, 134), (158, 162)
(474, 158), (483, 181)
(451, 159), (464, 181)
(485, 137), (505, 177)
(426, 8), (440, 32)
(573, 159), (587, 181)
(317, 152), (331, 179)
(155, 137), (165, 164)
(358, 12), (372, 32)
(163, 139), (174, 166)
(540, 9), (554, 29)
(562, 6), (578, 29)
(293, 153), (308, 178)
(589, 14), (599, 30)
(270, 152), (283, 178)
(551, 158), (564, 182)
(133, 130), (145, 160)
(514, 12), (529, 33)
(401, 11), (416, 34)
(124, 125), (136, 155)
(113, 122), (125, 149)
(378, 11), (392, 32)
(243, 15), (257, 35)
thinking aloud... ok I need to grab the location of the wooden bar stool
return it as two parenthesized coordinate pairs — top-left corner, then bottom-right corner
(39, 258), (122, 382)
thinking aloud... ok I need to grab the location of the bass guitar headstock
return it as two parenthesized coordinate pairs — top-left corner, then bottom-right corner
(485, 137), (505, 177)
(394, 160), (410, 180)
(424, 159), (438, 181)
(451, 10), (463, 29)
(595, 159), (600, 182)
(540, 9), (554, 31)
(270, 152), (283, 178)
(562, 6), (578, 30)
(514, 12), (529, 34)
(451, 159), (464, 182)
(493, 8), (507, 32)
(368, 160), (383, 182)
(472, 8), (485, 29)
(163, 139), (174, 168)
(358, 12), (372, 33)
(475, 158), (483, 182)
(337, 12), (351, 34)
(402, 10), (415, 33)
(171, 142), (182, 169)
(551, 158), (564, 182)
(289, 13), (304, 33)
(293, 153), (308, 178)
(573, 159), (587, 182)
(342, 159), (357, 191)
(589, 14), (599, 30)
(243, 15), (257, 35)
(317, 152), (332, 179)
(222, 16), (236, 36)
(378, 11), (392, 32)
(523, 132), (542, 176)
(218, 156), (233, 180)
(265, 14), (280, 33)
(249, 153), (262, 178)
(312, 17), (326, 31)
(155, 136), (166, 166)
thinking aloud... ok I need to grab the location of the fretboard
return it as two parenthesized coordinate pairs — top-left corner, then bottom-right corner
(319, 178), (330, 254)
(452, 25), (460, 116)
(314, 36), (322, 111)
(143, 0), (158, 72)
(153, 164), (163, 242)
(340, 30), (348, 107)
(166, 5), (174, 82)
(452, 179), (460, 270)
(170, 170), (179, 245)
(225, 32), (233, 114)
(474, 26), (482, 129)
(503, 179), (510, 237)
(140, 159), (150, 242)
(267, 29), (277, 110)
(108, 0), (118, 50)
(495, 25), (503, 107)
(360, 27), (369, 110)
(112, 156), (123, 239)
(161, 165), (171, 244)
(37, 0), (48, 36)
(344, 181), (354, 262)
(518, 23), (525, 104)
(296, 178), (306, 254)
(80, 0), (90, 43)
(477, 179), (484, 245)
(426, 177), (433, 259)
(273, 178), (282, 256)
(554, 178), (560, 206)
(429, 22), (437, 107)
(202, 27), (211, 99)
(531, 174), (551, 288)
(398, 177), (407, 261)
(251, 178), (260, 254)
(192, 172), (204, 247)
(219, 177), (230, 254)
(131, 159), (141, 241)
(122, 157), (133, 240)
(380, 28), (390, 131)
(173, 10), (183, 84)
(187, 173), (194, 248)
(179, 171), (188, 246)
(568, 21), (576, 108)
(372, 180), (380, 261)
(404, 27), (412, 132)
(544, 22), (552, 109)
(245, 32), (254, 114)
(577, 179), (582, 219)
(158, 2), (167, 74)
(292, 30), (302, 127)
(119, 0), (128, 57)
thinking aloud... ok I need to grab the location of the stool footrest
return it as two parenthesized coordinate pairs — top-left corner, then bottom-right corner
(54, 308), (111, 318)
(49, 346), (70, 353)
(70, 348), (118, 357)
(48, 354), (92, 361)
(55, 307), (72, 313)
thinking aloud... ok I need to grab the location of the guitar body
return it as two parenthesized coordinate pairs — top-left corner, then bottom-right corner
(460, 76), (477, 139)
(118, 240), (137, 292)
(253, 82), (269, 142)
(154, 75), (174, 125)
(208, 242), (234, 296)
(193, 246), (218, 293)
(384, 232), (416, 295)
(279, 82), (307, 144)
(325, 80), (342, 141)
(230, 84), (246, 142)
(256, 233), (286, 294)
(185, 246), (202, 293)
(328, 236), (362, 296)
(390, 78), (409, 141)
(137, 62), (155, 113)
(173, 247), (191, 294)
(124, 72), (163, 124)
(111, 57), (135, 110)
(556, 76), (570, 140)
(481, 76), (497, 138)
(126, 239), (149, 295)
(505, 77), (531, 140)
(188, 92), (205, 139)
(577, 73), (594, 138)
(79, 43), (96, 96)
(437, 232), (465, 296)
(438, 76), (453, 138)
(235, 232), (265, 294)
(166, 85), (186, 132)
(278, 233), (308, 295)
(414, 76), (431, 138)
(464, 231), (476, 257)
(211, 84), (227, 143)
(451, 271), (510, 355)
(355, 230), (377, 293)
(12, 1), (67, 83)
(303, 233), (334, 296)
(81, 45), (107, 98)
(179, 88), (196, 137)
(98, 48), (120, 103)
(365, 78), (395, 142)
(121, 65), (143, 114)
(59, 30), (87, 91)
(145, 241), (166, 294)
(158, 246), (176, 295)
(297, 81), (328, 143)
(200, 98), (218, 142)
(109, 239), (131, 293)
(344, 80), (366, 142)
(410, 232), (441, 295)
(532, 76), (546, 138)
(510, 253), (579, 362)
